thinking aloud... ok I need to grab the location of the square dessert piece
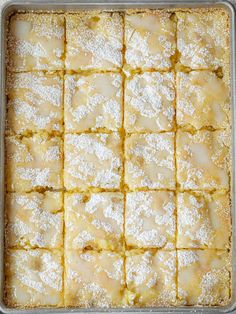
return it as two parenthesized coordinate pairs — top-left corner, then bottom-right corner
(125, 72), (175, 132)
(64, 73), (122, 132)
(178, 250), (230, 305)
(65, 250), (125, 307)
(176, 130), (230, 190)
(177, 191), (231, 249)
(125, 191), (175, 249)
(125, 11), (176, 71)
(8, 14), (64, 71)
(65, 192), (124, 250)
(176, 10), (229, 70)
(5, 249), (63, 307)
(125, 133), (175, 189)
(6, 135), (63, 192)
(64, 133), (122, 190)
(176, 71), (230, 130)
(5, 192), (63, 249)
(7, 72), (63, 135)
(65, 12), (123, 71)
(126, 250), (176, 306)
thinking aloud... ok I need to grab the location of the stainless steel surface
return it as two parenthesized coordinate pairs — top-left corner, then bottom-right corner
(0, 1), (235, 313)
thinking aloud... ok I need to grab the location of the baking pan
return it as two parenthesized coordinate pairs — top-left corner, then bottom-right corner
(0, 0), (236, 313)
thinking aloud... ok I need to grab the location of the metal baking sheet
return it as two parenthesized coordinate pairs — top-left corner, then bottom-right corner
(0, 0), (235, 313)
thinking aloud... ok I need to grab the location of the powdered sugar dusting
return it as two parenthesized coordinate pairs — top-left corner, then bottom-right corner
(64, 133), (122, 190)
(66, 12), (123, 70)
(125, 72), (175, 132)
(126, 191), (175, 248)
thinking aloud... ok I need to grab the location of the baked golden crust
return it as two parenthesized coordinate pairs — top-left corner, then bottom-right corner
(65, 250), (125, 307)
(7, 72), (63, 135)
(5, 249), (63, 307)
(65, 12), (123, 71)
(8, 14), (64, 71)
(178, 250), (230, 305)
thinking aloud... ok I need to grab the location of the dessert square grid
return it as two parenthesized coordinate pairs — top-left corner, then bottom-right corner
(5, 7), (231, 309)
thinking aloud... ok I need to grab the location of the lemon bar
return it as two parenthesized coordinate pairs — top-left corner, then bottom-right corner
(125, 11), (176, 70)
(178, 250), (230, 305)
(5, 192), (63, 249)
(6, 135), (63, 192)
(65, 192), (124, 250)
(64, 133), (122, 190)
(176, 71), (230, 130)
(125, 191), (175, 249)
(7, 72), (63, 135)
(8, 14), (64, 71)
(126, 250), (176, 306)
(177, 191), (231, 249)
(176, 10), (229, 70)
(64, 73), (122, 132)
(65, 12), (123, 71)
(5, 249), (63, 307)
(125, 133), (175, 189)
(125, 72), (175, 132)
(176, 130), (229, 190)
(65, 250), (125, 307)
